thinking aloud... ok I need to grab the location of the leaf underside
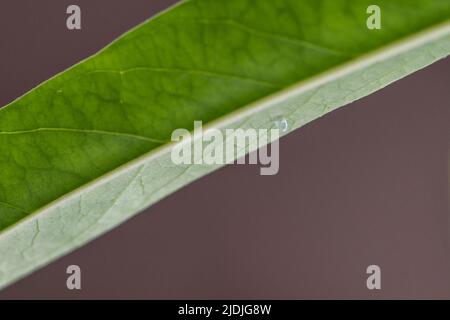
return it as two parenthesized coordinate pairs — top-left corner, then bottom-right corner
(0, 0), (449, 289)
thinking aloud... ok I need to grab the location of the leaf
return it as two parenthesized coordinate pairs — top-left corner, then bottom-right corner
(0, 0), (449, 289)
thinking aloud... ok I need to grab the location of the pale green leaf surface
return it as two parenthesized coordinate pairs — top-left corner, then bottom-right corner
(0, 0), (449, 288)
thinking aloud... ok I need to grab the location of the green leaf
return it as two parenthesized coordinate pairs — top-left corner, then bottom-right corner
(0, 0), (449, 289)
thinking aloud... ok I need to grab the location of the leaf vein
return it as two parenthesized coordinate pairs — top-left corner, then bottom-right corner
(0, 128), (167, 144)
(88, 67), (280, 88)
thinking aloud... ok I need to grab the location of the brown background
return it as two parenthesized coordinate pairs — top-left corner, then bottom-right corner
(0, 0), (449, 299)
